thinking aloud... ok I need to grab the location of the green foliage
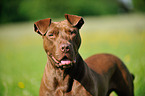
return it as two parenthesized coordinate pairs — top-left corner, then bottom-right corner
(1, 0), (145, 23)
(18, 0), (120, 20)
(133, 0), (145, 12)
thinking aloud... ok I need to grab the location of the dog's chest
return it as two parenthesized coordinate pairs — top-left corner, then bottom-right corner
(69, 80), (92, 96)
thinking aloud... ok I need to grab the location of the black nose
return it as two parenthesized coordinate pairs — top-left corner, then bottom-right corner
(60, 44), (70, 52)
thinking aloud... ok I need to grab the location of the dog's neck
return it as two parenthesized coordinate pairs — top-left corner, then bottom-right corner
(44, 54), (95, 95)
(43, 55), (76, 95)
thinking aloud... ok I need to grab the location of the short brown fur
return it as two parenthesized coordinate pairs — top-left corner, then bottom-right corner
(34, 14), (134, 96)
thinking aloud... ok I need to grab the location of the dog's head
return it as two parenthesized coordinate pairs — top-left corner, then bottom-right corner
(34, 14), (84, 69)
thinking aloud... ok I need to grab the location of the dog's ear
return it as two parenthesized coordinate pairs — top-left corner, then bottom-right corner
(34, 18), (51, 36)
(65, 14), (84, 29)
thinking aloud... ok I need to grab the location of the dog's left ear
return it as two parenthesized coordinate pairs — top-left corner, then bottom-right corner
(34, 18), (51, 36)
(65, 14), (84, 29)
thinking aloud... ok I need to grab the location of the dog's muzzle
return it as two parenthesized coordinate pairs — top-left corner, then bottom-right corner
(50, 55), (76, 69)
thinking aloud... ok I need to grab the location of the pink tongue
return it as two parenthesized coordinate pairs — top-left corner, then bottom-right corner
(61, 60), (71, 65)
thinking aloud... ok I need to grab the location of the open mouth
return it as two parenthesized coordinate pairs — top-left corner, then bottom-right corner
(51, 55), (76, 69)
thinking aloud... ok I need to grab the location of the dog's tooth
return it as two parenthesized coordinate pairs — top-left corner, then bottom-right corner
(59, 63), (63, 66)
(61, 60), (71, 65)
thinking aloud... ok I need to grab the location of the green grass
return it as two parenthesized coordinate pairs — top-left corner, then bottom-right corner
(0, 13), (145, 96)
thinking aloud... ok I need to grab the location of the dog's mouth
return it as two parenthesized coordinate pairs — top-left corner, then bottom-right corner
(50, 55), (76, 69)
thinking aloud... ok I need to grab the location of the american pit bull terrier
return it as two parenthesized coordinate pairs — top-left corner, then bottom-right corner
(34, 14), (134, 96)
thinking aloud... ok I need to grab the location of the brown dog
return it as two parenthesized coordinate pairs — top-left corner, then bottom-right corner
(34, 14), (134, 96)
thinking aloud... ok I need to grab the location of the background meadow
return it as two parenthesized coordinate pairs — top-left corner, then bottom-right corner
(0, 13), (145, 96)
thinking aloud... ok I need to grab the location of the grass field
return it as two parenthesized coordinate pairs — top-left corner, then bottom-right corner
(0, 13), (145, 96)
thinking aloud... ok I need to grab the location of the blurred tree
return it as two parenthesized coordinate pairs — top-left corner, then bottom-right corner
(0, 0), (27, 23)
(117, 0), (134, 13)
(0, 0), (144, 24)
(133, 0), (145, 12)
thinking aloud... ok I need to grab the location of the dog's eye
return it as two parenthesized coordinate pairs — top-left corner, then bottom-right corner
(48, 33), (55, 38)
(49, 33), (54, 36)
(69, 30), (76, 35)
(71, 31), (74, 34)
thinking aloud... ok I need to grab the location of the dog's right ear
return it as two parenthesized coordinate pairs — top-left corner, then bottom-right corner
(34, 18), (51, 36)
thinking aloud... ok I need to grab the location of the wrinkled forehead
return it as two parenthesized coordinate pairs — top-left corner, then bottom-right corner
(49, 20), (75, 32)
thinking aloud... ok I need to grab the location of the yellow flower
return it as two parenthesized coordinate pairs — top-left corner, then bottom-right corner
(18, 82), (25, 89)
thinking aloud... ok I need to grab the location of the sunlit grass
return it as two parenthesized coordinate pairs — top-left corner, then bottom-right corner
(0, 13), (145, 96)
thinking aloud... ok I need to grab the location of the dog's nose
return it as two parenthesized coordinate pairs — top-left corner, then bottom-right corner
(61, 44), (70, 52)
